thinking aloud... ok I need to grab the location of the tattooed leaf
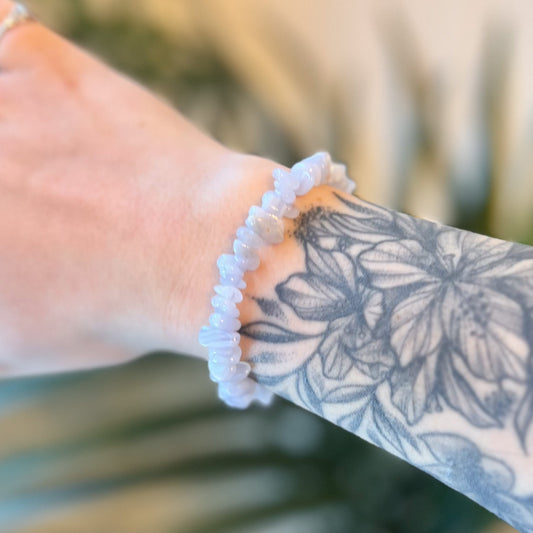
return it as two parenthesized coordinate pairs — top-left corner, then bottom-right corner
(442, 283), (528, 381)
(323, 384), (372, 403)
(436, 230), (511, 275)
(240, 321), (310, 343)
(372, 401), (408, 456)
(276, 273), (351, 321)
(360, 239), (438, 289)
(422, 432), (480, 465)
(253, 297), (286, 320)
(319, 317), (353, 379)
(515, 387), (533, 450)
(479, 457), (515, 492)
(352, 340), (395, 381)
(492, 494), (533, 531)
(361, 287), (384, 330)
(439, 353), (499, 428)
(390, 285), (442, 365)
(306, 243), (357, 293)
(390, 351), (438, 425)
(339, 406), (367, 434)
(422, 432), (514, 492)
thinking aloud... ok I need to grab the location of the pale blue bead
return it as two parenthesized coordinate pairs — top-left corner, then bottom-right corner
(217, 254), (242, 279)
(236, 225), (263, 249)
(254, 384), (274, 405)
(233, 239), (260, 271)
(208, 360), (236, 382)
(218, 379), (255, 408)
(214, 284), (243, 303)
(198, 326), (239, 348)
(209, 352), (241, 365)
(245, 206), (284, 244)
(272, 174), (296, 202)
(305, 152), (331, 183)
(220, 274), (246, 289)
(209, 344), (242, 360)
(273, 168), (299, 190)
(342, 178), (356, 194)
(219, 378), (255, 396)
(217, 254), (246, 289)
(274, 178), (296, 204)
(211, 295), (239, 317)
(222, 392), (253, 409)
(234, 252), (260, 272)
(209, 312), (241, 332)
(261, 190), (286, 217)
(292, 162), (315, 196)
(328, 163), (347, 188)
(284, 205), (300, 219)
(225, 361), (251, 382)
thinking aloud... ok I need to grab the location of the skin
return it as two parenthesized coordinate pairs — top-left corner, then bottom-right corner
(239, 189), (533, 531)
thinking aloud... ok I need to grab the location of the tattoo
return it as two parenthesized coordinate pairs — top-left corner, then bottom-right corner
(240, 193), (533, 531)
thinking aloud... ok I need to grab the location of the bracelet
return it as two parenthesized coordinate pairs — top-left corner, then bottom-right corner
(198, 152), (356, 408)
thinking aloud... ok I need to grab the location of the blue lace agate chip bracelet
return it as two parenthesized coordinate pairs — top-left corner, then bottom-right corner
(198, 152), (356, 408)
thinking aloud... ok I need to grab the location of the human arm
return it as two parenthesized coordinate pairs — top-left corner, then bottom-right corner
(237, 187), (533, 532)
(0, 0), (278, 375)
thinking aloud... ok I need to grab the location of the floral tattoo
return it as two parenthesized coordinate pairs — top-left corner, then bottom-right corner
(240, 193), (533, 532)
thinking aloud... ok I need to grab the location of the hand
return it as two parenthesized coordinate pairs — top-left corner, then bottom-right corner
(0, 0), (278, 376)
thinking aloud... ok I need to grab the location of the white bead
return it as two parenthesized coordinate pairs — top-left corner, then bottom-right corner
(220, 275), (246, 290)
(273, 168), (299, 190)
(209, 360), (236, 382)
(225, 361), (251, 382)
(342, 178), (356, 194)
(198, 326), (239, 349)
(209, 351), (241, 365)
(235, 253), (260, 272)
(223, 392), (253, 409)
(236, 225), (264, 249)
(328, 163), (347, 187)
(292, 162), (315, 195)
(217, 254), (246, 289)
(261, 190), (287, 217)
(245, 206), (284, 244)
(274, 178), (296, 204)
(214, 285), (243, 303)
(209, 312), (241, 332)
(254, 384), (274, 405)
(218, 379), (255, 408)
(307, 151), (331, 183)
(209, 345), (241, 364)
(233, 239), (260, 271)
(284, 205), (300, 219)
(211, 295), (239, 317)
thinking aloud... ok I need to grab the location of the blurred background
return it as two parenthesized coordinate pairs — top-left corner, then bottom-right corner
(1, 0), (532, 531)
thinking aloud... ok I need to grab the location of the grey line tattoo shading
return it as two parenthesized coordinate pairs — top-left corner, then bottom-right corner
(240, 193), (533, 532)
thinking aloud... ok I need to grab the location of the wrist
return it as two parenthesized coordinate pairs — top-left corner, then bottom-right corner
(131, 151), (285, 361)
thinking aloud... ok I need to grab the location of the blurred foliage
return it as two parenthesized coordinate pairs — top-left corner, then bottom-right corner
(1, 0), (521, 531)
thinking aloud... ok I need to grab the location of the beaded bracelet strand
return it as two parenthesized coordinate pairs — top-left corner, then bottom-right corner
(198, 152), (356, 408)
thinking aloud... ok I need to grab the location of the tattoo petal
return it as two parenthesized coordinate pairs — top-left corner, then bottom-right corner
(276, 273), (351, 321)
(439, 350), (499, 427)
(442, 283), (528, 381)
(390, 351), (438, 425)
(360, 239), (438, 289)
(306, 244), (357, 294)
(390, 284), (442, 365)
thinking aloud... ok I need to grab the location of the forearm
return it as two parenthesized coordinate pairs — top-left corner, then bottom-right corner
(238, 187), (533, 531)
